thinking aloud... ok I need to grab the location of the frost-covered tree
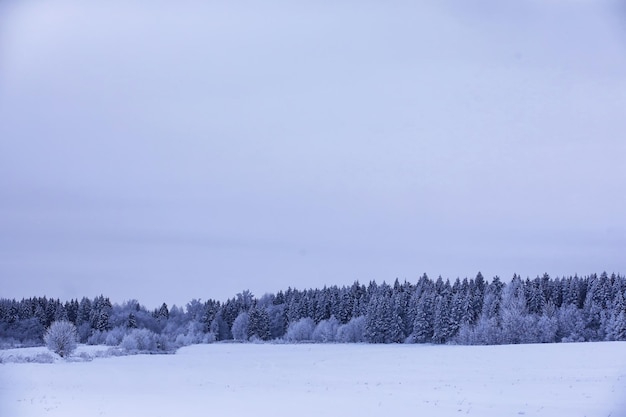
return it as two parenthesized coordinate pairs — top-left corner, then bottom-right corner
(209, 310), (231, 341)
(44, 320), (78, 358)
(248, 307), (271, 341)
(499, 276), (537, 344)
(127, 313), (137, 329)
(557, 304), (586, 342)
(266, 304), (287, 339)
(284, 317), (315, 342)
(365, 285), (399, 343)
(312, 316), (339, 343)
(120, 328), (171, 353)
(411, 291), (435, 343)
(231, 312), (250, 341)
(432, 288), (454, 344)
(90, 295), (112, 332)
(157, 303), (169, 320)
(336, 316), (366, 343)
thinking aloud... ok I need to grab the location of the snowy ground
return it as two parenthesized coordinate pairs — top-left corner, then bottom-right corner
(1, 342), (625, 417)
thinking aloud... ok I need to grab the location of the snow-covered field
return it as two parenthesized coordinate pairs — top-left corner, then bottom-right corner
(1, 342), (625, 417)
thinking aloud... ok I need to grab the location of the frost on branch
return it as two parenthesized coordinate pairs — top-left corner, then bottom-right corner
(44, 320), (78, 358)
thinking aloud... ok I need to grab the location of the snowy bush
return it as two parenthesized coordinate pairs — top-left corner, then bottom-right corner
(284, 317), (315, 342)
(0, 337), (21, 349)
(312, 316), (339, 343)
(175, 327), (216, 347)
(557, 304), (586, 342)
(44, 321), (78, 358)
(121, 328), (155, 351)
(104, 327), (127, 346)
(0, 352), (56, 364)
(231, 312), (250, 341)
(87, 330), (107, 345)
(336, 316), (366, 343)
(120, 328), (172, 353)
(76, 322), (93, 344)
(32, 352), (56, 363)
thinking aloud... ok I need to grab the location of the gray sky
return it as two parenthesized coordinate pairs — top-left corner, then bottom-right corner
(1, 0), (625, 309)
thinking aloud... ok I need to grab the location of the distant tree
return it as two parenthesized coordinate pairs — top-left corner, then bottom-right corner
(127, 313), (137, 329)
(432, 287), (454, 344)
(120, 328), (171, 353)
(266, 304), (287, 339)
(499, 276), (534, 344)
(312, 316), (340, 343)
(557, 304), (586, 342)
(185, 299), (205, 322)
(336, 316), (366, 343)
(609, 310), (626, 341)
(365, 285), (396, 343)
(248, 307), (271, 341)
(209, 310), (231, 341)
(284, 317), (315, 342)
(90, 296), (112, 332)
(411, 292), (435, 343)
(44, 321), (78, 358)
(158, 303), (169, 320)
(608, 290), (626, 341)
(231, 312), (250, 341)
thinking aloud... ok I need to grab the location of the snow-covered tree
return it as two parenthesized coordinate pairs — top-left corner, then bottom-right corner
(499, 277), (532, 344)
(266, 304), (287, 339)
(44, 320), (78, 358)
(127, 313), (137, 329)
(248, 307), (271, 341)
(411, 292), (435, 343)
(284, 317), (315, 342)
(312, 316), (339, 343)
(336, 316), (366, 343)
(231, 312), (250, 341)
(209, 311), (230, 341)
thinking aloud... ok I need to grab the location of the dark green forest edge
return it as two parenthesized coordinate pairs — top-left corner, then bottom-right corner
(2, 272), (626, 351)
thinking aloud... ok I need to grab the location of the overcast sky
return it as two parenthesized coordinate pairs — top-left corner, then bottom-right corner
(1, 0), (625, 309)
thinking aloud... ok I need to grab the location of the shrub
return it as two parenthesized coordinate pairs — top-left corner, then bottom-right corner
(120, 328), (174, 353)
(44, 321), (78, 358)
(284, 317), (315, 342)
(336, 316), (366, 343)
(104, 327), (127, 346)
(87, 330), (107, 345)
(312, 316), (340, 343)
(231, 312), (250, 341)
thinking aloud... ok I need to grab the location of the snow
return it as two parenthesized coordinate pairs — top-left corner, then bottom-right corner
(2, 342), (626, 416)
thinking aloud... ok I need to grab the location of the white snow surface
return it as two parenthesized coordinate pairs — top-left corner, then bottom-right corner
(2, 342), (626, 416)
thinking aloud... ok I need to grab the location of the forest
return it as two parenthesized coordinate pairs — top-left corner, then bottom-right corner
(1, 272), (625, 351)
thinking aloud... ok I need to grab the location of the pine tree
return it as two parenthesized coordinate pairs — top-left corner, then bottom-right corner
(432, 291), (452, 344)
(248, 307), (271, 341)
(412, 292), (434, 343)
(158, 303), (169, 320)
(365, 287), (395, 343)
(127, 313), (137, 329)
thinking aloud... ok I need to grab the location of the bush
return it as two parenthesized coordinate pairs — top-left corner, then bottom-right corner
(336, 316), (366, 343)
(175, 329), (215, 347)
(104, 327), (127, 346)
(231, 312), (250, 341)
(312, 316), (340, 343)
(0, 352), (56, 364)
(284, 317), (315, 342)
(120, 328), (174, 353)
(87, 330), (107, 345)
(44, 321), (78, 358)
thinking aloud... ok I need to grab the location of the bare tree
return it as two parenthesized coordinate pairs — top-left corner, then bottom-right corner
(44, 321), (78, 358)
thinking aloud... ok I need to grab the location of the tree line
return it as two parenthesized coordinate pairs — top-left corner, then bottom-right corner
(1, 272), (625, 349)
